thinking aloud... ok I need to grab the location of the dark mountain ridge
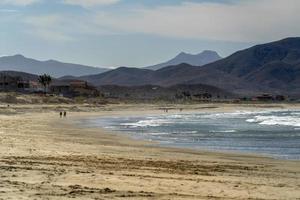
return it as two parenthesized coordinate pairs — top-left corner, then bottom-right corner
(2, 37), (299, 97)
(80, 37), (300, 96)
(0, 70), (39, 81)
(145, 50), (222, 70)
(198, 37), (300, 94)
(202, 37), (300, 77)
(80, 67), (154, 86)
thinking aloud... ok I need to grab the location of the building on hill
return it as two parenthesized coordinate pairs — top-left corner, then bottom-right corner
(0, 74), (19, 91)
(193, 92), (213, 100)
(253, 94), (274, 101)
(17, 80), (43, 92)
(69, 80), (88, 88)
(50, 80), (99, 97)
(0, 74), (39, 92)
(275, 95), (286, 101)
(17, 80), (30, 89)
(50, 81), (70, 95)
(0, 73), (42, 92)
(252, 94), (288, 102)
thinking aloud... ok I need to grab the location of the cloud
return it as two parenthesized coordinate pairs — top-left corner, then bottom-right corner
(24, 15), (74, 41)
(93, 0), (300, 42)
(23, 13), (118, 41)
(21, 0), (300, 43)
(62, 0), (120, 8)
(0, 0), (40, 6)
(0, 9), (19, 12)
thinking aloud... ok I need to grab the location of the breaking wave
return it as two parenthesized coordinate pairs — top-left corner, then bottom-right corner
(246, 115), (300, 127)
(82, 109), (300, 160)
(121, 118), (171, 128)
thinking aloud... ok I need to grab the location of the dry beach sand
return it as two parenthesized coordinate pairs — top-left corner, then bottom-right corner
(0, 103), (300, 199)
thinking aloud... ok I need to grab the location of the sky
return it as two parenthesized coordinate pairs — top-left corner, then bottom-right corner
(0, 0), (299, 68)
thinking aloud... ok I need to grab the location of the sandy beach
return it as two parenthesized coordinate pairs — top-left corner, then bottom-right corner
(0, 103), (300, 199)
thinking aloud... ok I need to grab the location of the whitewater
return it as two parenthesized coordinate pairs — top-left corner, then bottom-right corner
(81, 109), (300, 160)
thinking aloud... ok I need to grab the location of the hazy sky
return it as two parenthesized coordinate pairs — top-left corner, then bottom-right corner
(0, 0), (299, 68)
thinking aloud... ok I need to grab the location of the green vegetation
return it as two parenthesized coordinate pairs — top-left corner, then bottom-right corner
(38, 74), (52, 93)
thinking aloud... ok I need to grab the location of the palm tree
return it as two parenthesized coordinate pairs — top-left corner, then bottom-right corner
(38, 74), (52, 93)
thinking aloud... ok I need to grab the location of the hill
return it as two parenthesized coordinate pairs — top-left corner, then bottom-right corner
(200, 37), (300, 95)
(0, 71), (39, 81)
(80, 37), (300, 97)
(80, 63), (251, 93)
(145, 50), (221, 70)
(80, 67), (154, 86)
(0, 55), (108, 78)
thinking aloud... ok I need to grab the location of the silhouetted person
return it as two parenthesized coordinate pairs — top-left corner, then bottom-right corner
(64, 111), (67, 117)
(60, 112), (62, 118)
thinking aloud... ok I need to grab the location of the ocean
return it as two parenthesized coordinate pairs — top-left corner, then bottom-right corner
(80, 109), (300, 160)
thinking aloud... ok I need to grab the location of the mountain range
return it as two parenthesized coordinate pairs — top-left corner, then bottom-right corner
(78, 37), (300, 97)
(0, 54), (108, 78)
(145, 50), (222, 70)
(0, 50), (220, 77)
(1, 37), (299, 97)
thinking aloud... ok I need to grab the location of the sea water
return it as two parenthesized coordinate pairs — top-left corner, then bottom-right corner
(80, 110), (300, 160)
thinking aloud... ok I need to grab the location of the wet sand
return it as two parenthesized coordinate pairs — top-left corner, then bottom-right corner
(0, 103), (300, 199)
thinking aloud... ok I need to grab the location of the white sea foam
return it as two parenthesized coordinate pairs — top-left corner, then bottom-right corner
(85, 110), (300, 160)
(246, 115), (300, 127)
(246, 119), (256, 123)
(104, 126), (115, 129)
(121, 119), (170, 128)
(182, 131), (198, 134)
(170, 131), (198, 135)
(148, 132), (170, 136)
(169, 114), (185, 119)
(210, 130), (237, 133)
(202, 110), (276, 119)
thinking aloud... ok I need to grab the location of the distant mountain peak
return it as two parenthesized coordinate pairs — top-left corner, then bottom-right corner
(12, 54), (25, 58)
(145, 50), (222, 71)
(46, 59), (56, 62)
(177, 52), (189, 56)
(176, 50), (220, 57)
(0, 54), (109, 77)
(79, 37), (300, 97)
(200, 50), (220, 55)
(174, 52), (190, 59)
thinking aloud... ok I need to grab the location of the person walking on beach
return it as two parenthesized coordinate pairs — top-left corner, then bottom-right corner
(60, 111), (62, 118)
(64, 111), (67, 117)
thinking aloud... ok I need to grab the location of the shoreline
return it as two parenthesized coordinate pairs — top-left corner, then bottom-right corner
(63, 108), (300, 165)
(71, 106), (300, 161)
(0, 103), (300, 199)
